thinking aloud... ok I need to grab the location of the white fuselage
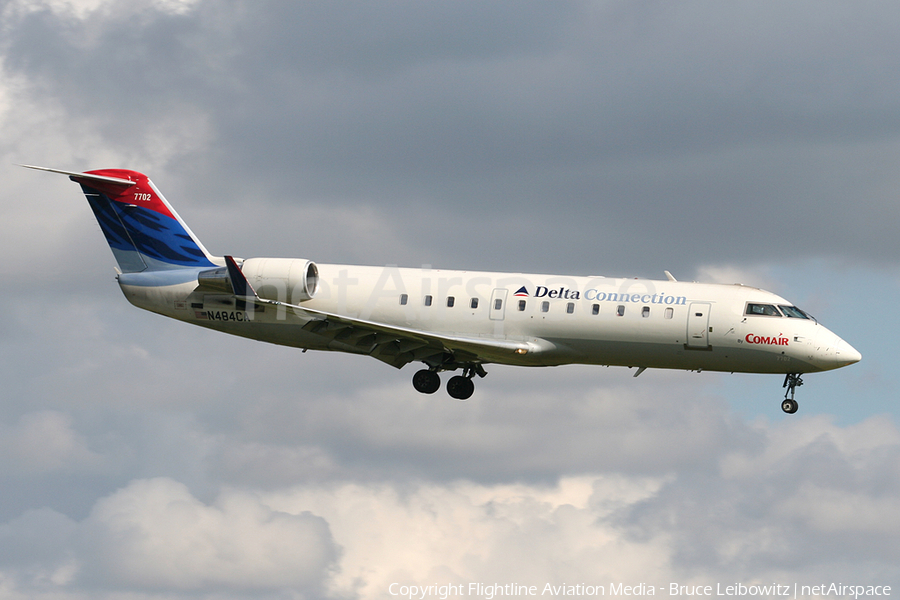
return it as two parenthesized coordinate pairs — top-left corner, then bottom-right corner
(117, 262), (860, 376)
(27, 164), (860, 409)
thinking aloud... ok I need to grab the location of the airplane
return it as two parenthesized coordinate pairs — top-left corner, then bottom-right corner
(24, 165), (861, 413)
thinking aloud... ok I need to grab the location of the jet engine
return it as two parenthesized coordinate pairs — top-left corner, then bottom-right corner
(239, 257), (319, 303)
(197, 257), (318, 304)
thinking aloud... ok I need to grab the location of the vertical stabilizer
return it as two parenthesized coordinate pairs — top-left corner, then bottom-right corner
(23, 166), (218, 272)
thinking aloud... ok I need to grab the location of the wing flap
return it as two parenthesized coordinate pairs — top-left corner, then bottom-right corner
(292, 303), (531, 368)
(221, 255), (536, 369)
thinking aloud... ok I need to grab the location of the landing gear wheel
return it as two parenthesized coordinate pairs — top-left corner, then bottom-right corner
(781, 373), (804, 415)
(781, 398), (799, 414)
(446, 375), (475, 400)
(412, 369), (441, 394)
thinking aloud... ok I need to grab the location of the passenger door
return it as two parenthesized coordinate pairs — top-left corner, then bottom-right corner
(686, 302), (711, 348)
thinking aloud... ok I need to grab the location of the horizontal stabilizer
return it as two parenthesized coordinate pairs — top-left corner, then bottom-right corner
(20, 164), (136, 188)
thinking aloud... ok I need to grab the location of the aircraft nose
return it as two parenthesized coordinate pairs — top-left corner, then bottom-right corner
(815, 327), (861, 369)
(835, 337), (862, 367)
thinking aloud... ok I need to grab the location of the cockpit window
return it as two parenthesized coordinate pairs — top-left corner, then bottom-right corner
(779, 305), (810, 319)
(745, 303), (782, 317)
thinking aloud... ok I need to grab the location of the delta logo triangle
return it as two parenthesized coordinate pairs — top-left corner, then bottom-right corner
(514, 286), (529, 297)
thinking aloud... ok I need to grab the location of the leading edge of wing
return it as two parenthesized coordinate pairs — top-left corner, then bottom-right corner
(268, 296), (538, 363)
(223, 256), (540, 366)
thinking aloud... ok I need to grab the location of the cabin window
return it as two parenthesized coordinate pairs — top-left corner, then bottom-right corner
(642, 306), (650, 318)
(566, 302), (575, 314)
(470, 298), (479, 309)
(616, 305), (625, 317)
(779, 305), (810, 319)
(400, 294), (408, 305)
(745, 303), (781, 317)
(665, 307), (674, 319)
(424, 295), (432, 307)
(447, 296), (455, 308)
(494, 298), (503, 311)
(541, 301), (550, 313)
(518, 300), (526, 311)
(591, 304), (600, 315)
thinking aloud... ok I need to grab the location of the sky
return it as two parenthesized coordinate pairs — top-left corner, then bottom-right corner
(1, 1), (899, 598)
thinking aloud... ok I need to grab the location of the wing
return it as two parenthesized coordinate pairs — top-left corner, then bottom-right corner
(222, 256), (538, 369)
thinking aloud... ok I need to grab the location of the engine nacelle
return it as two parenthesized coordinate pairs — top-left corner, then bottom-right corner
(234, 257), (319, 303)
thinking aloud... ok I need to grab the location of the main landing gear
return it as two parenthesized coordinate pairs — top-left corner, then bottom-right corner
(411, 369), (441, 395)
(781, 373), (803, 414)
(412, 364), (485, 400)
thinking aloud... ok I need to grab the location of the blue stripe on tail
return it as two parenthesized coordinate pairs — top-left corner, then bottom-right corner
(82, 184), (216, 272)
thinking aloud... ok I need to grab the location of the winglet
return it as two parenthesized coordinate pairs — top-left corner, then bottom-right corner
(664, 270), (677, 282)
(225, 255), (257, 298)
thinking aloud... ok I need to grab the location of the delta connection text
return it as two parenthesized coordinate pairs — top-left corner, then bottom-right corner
(387, 582), (891, 599)
(532, 286), (687, 305)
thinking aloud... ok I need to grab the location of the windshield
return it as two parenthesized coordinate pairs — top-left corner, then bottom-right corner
(745, 303), (782, 317)
(779, 305), (809, 319)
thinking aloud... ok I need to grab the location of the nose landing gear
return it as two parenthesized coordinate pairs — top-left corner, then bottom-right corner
(781, 373), (803, 414)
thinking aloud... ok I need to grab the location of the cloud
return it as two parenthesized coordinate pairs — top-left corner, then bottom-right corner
(0, 506), (77, 585)
(266, 416), (900, 596)
(204, 371), (737, 485)
(262, 475), (670, 598)
(0, 411), (106, 475)
(7, 1), (900, 274)
(4, 0), (199, 21)
(2, 411), (895, 598)
(76, 477), (338, 592)
(625, 415), (900, 575)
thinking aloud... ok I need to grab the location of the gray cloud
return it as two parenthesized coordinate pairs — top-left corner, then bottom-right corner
(7, 1), (900, 274)
(0, 415), (896, 598)
(621, 415), (900, 577)
(75, 478), (338, 593)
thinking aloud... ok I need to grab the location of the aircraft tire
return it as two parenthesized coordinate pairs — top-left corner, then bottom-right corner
(447, 375), (475, 400)
(413, 369), (441, 394)
(781, 398), (799, 414)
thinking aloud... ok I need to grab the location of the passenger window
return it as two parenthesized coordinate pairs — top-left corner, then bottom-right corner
(424, 295), (432, 306)
(470, 298), (478, 309)
(616, 305), (625, 317)
(518, 300), (526, 311)
(541, 301), (549, 313)
(745, 303), (781, 317)
(400, 294), (408, 306)
(494, 298), (503, 311)
(566, 302), (575, 314)
(642, 306), (650, 318)
(592, 304), (600, 315)
(664, 307), (673, 319)
(447, 296), (455, 308)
